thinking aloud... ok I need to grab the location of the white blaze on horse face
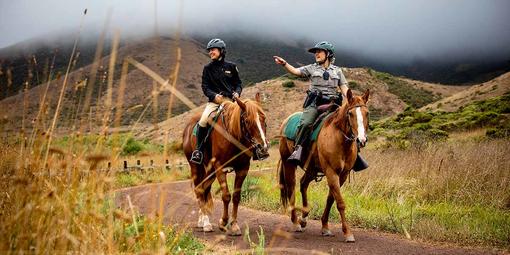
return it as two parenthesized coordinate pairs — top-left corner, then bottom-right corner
(356, 107), (366, 143)
(255, 113), (268, 149)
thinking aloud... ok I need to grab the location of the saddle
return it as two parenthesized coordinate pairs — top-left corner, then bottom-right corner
(283, 103), (338, 142)
(192, 107), (224, 139)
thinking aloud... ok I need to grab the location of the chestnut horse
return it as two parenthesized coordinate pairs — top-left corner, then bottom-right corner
(183, 93), (269, 235)
(278, 89), (369, 242)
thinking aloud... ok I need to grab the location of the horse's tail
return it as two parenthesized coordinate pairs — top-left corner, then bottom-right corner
(278, 159), (290, 209)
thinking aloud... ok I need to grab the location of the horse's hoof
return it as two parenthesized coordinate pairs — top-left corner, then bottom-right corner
(218, 219), (228, 232)
(344, 234), (355, 243)
(201, 215), (213, 232)
(299, 217), (307, 228)
(229, 223), (241, 236)
(321, 229), (334, 236)
(293, 224), (304, 232)
(203, 224), (213, 232)
(197, 215), (204, 228)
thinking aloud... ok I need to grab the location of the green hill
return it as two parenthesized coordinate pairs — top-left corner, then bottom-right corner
(371, 92), (510, 148)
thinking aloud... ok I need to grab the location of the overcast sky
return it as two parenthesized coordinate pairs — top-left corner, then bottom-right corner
(1, 0), (509, 63)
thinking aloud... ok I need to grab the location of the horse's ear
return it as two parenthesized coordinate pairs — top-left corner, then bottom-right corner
(347, 89), (354, 105)
(362, 89), (370, 103)
(255, 92), (261, 103)
(235, 97), (247, 111)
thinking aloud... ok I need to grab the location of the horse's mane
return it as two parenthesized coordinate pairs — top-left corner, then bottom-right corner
(324, 96), (365, 128)
(222, 99), (264, 140)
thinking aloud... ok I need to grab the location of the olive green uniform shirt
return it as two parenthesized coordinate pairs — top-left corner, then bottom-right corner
(298, 63), (348, 97)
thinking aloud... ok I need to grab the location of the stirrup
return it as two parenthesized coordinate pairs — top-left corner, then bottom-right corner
(190, 150), (203, 164)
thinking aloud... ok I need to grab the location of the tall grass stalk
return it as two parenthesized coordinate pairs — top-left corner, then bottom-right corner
(43, 9), (87, 169)
(79, 8), (111, 133)
(28, 51), (57, 150)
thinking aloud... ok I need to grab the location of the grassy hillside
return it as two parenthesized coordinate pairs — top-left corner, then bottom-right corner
(0, 37), (210, 134)
(371, 92), (510, 148)
(369, 69), (441, 108)
(422, 71), (510, 112)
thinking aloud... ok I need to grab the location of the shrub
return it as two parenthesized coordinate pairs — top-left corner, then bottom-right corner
(348, 81), (361, 90)
(122, 137), (144, 155)
(282, 80), (295, 88)
(486, 127), (510, 139)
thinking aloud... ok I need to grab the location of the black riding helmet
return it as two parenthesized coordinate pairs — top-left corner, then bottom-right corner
(206, 38), (227, 58)
(308, 41), (335, 59)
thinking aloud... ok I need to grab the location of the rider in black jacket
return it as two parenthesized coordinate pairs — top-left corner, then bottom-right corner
(190, 38), (242, 164)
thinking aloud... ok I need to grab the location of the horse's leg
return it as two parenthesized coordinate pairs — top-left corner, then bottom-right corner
(320, 190), (335, 236)
(194, 167), (216, 232)
(230, 167), (248, 236)
(215, 166), (231, 232)
(282, 161), (301, 232)
(325, 170), (355, 242)
(298, 171), (315, 230)
(201, 172), (216, 232)
(190, 164), (208, 231)
(321, 172), (348, 236)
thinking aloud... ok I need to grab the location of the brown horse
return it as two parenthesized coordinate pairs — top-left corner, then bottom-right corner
(183, 93), (269, 235)
(278, 89), (370, 242)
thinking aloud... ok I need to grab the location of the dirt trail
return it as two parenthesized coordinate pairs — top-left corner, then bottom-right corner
(115, 181), (504, 255)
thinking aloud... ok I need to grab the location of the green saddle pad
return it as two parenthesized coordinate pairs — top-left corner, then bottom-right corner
(192, 108), (224, 136)
(192, 123), (199, 136)
(283, 112), (331, 141)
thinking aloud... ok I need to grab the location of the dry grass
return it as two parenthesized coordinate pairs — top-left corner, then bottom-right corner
(239, 137), (510, 248)
(0, 9), (207, 252)
(0, 140), (203, 253)
(359, 138), (510, 208)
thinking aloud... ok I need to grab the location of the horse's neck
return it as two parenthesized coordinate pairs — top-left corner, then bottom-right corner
(217, 108), (243, 145)
(334, 105), (350, 134)
(325, 105), (354, 146)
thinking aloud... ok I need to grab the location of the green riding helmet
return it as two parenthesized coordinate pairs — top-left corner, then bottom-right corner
(308, 41), (335, 58)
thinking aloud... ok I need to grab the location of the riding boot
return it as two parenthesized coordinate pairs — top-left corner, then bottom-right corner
(352, 153), (369, 172)
(190, 126), (208, 164)
(288, 125), (311, 164)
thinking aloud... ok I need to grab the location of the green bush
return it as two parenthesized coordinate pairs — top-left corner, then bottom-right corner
(282, 80), (295, 88)
(122, 137), (144, 155)
(486, 126), (510, 139)
(348, 81), (361, 90)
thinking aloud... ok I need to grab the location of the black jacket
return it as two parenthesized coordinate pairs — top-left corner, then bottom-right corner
(201, 59), (242, 102)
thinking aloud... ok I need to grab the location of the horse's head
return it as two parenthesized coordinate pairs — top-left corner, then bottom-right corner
(345, 89), (370, 147)
(234, 93), (269, 160)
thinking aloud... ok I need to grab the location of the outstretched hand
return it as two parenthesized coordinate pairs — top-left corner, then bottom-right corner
(273, 56), (287, 66)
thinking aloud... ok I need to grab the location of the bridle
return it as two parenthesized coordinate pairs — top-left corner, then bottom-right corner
(240, 111), (269, 160)
(341, 104), (369, 146)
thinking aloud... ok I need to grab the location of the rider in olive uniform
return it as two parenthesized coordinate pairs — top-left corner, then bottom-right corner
(273, 41), (368, 171)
